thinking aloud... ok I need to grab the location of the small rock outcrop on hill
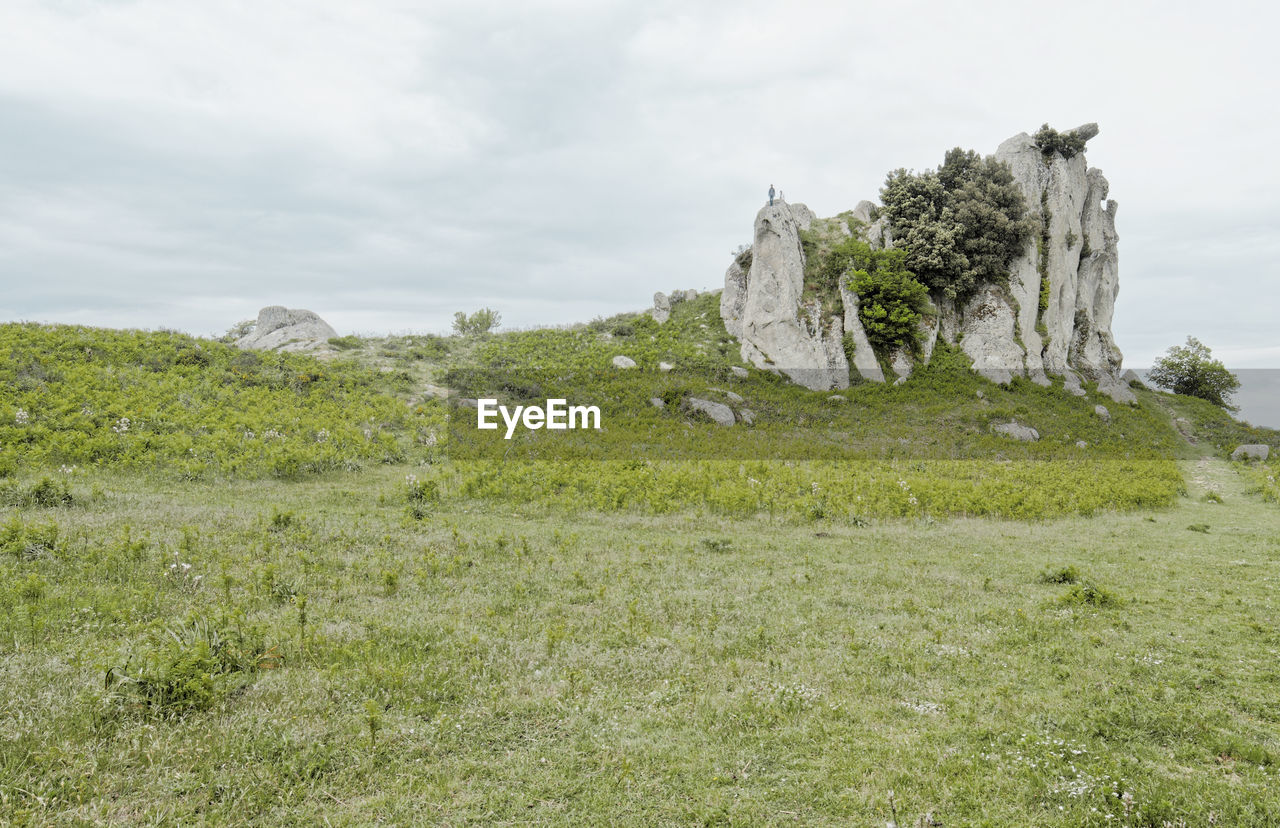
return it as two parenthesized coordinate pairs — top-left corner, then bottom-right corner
(733, 200), (850, 390)
(236, 306), (337, 352)
(1231, 444), (1270, 462)
(720, 124), (1136, 403)
(651, 289), (700, 324)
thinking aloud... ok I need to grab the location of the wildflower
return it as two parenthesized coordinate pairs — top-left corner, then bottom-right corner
(59, 464), (76, 475)
(14, 408), (29, 425)
(112, 417), (130, 434)
(908, 496), (919, 506)
(243, 430), (255, 440)
(810, 482), (819, 495)
(747, 476), (760, 487)
(315, 429), (329, 443)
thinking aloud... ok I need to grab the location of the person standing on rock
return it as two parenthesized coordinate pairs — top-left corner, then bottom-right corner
(768, 184), (775, 206)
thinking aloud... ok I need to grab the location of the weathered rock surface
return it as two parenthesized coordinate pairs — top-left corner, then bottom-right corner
(1231, 444), (1270, 461)
(612, 355), (637, 369)
(1094, 404), (1111, 422)
(651, 292), (671, 324)
(236, 306), (337, 352)
(737, 201), (849, 390)
(684, 397), (736, 427)
(992, 421), (1040, 442)
(730, 366), (749, 379)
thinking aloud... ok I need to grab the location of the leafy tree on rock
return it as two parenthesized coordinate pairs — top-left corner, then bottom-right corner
(880, 148), (1034, 302)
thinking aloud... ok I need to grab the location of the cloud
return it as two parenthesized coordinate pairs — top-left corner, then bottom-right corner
(0, 0), (1276, 372)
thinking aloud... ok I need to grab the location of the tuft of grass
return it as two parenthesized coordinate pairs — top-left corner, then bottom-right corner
(1038, 564), (1081, 584)
(1055, 581), (1121, 608)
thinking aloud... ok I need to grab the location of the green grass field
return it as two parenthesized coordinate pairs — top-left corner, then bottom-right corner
(3, 322), (1279, 825)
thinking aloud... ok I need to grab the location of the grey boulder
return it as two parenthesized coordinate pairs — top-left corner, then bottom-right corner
(236, 306), (337, 352)
(684, 397), (736, 427)
(992, 421), (1040, 442)
(1231, 444), (1270, 461)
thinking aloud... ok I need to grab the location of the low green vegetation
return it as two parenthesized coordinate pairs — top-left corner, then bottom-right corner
(0, 323), (442, 480)
(1, 458), (1278, 824)
(3, 317), (1280, 823)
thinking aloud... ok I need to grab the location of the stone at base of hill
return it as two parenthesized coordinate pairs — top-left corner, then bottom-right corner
(1231, 444), (1270, 461)
(992, 421), (1040, 442)
(1094, 405), (1111, 422)
(236, 306), (337, 352)
(659, 361), (674, 372)
(738, 408), (756, 425)
(684, 398), (736, 427)
(730, 366), (749, 379)
(649, 398), (665, 409)
(612, 355), (637, 369)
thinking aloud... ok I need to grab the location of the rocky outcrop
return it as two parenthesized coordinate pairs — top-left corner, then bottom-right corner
(611, 355), (637, 369)
(985, 123), (1133, 403)
(720, 123), (1136, 402)
(651, 289), (701, 324)
(737, 201), (849, 391)
(236, 306), (337, 352)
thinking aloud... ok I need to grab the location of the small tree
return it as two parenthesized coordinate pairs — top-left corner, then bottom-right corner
(1147, 336), (1240, 410)
(452, 308), (502, 336)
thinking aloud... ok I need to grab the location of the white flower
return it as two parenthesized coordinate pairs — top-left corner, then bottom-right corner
(15, 408), (30, 425)
(112, 417), (130, 434)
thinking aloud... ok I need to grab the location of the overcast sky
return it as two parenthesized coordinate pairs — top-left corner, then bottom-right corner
(2, 0), (1277, 377)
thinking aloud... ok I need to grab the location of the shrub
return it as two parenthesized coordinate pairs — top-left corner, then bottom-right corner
(849, 255), (930, 354)
(452, 308), (502, 336)
(1032, 123), (1087, 159)
(1148, 336), (1241, 411)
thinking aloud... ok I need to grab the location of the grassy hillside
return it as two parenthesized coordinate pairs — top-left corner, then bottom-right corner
(3, 317), (1279, 824)
(0, 323), (444, 480)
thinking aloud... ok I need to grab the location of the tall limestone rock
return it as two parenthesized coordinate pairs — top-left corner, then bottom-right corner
(985, 123), (1132, 403)
(737, 201), (849, 390)
(720, 123), (1135, 403)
